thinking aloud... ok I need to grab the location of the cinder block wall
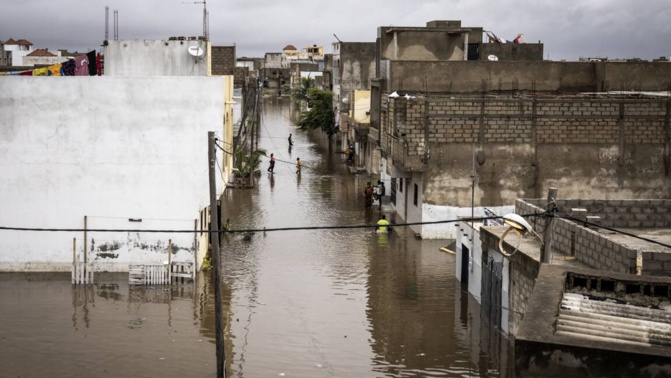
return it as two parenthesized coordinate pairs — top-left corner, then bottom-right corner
(397, 97), (668, 159)
(517, 198), (664, 275)
(642, 252), (671, 277)
(553, 199), (671, 228)
(391, 95), (670, 208)
(481, 227), (540, 335)
(211, 46), (236, 76)
(552, 219), (638, 274)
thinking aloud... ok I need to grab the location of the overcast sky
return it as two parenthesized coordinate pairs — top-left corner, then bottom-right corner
(2, 0), (670, 61)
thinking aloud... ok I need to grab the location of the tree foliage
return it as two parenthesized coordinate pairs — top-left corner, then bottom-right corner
(233, 146), (267, 178)
(291, 77), (315, 104)
(297, 88), (337, 136)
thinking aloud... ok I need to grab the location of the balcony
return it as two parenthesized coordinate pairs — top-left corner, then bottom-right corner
(388, 135), (426, 173)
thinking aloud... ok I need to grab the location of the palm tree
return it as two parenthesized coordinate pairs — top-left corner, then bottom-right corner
(233, 146), (267, 178)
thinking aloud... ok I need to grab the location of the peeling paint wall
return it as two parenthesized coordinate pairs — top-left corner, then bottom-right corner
(0, 76), (228, 271)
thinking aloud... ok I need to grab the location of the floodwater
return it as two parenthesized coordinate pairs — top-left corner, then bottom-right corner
(218, 97), (513, 377)
(0, 96), (513, 377)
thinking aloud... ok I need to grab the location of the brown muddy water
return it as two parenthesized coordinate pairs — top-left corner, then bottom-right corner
(0, 96), (513, 377)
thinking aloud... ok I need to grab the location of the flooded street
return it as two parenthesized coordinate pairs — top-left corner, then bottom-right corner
(219, 97), (513, 377)
(0, 97), (512, 377)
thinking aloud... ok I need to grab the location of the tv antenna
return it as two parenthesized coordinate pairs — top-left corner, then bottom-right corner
(182, 0), (209, 41)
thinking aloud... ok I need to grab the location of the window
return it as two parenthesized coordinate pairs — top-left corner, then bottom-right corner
(413, 184), (418, 206)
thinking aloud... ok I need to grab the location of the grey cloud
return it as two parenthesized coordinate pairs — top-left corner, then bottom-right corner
(0, 0), (668, 60)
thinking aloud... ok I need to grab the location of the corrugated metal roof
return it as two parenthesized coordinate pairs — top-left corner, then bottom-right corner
(557, 292), (671, 348)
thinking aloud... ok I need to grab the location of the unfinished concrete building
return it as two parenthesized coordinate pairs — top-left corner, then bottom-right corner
(367, 20), (671, 239)
(455, 197), (671, 374)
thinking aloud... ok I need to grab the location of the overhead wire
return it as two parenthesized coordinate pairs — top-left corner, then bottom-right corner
(0, 214), (536, 234)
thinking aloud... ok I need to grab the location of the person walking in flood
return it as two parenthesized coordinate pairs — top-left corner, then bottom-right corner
(376, 214), (391, 233)
(288, 134), (293, 146)
(364, 181), (374, 208)
(267, 153), (276, 173)
(296, 157), (302, 174)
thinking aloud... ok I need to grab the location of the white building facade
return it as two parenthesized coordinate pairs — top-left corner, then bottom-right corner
(0, 39), (235, 272)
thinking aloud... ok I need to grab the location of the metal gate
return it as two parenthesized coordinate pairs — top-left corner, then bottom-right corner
(481, 257), (503, 329)
(390, 178), (397, 206)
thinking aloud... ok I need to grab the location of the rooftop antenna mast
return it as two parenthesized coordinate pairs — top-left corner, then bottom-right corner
(183, 0), (209, 40)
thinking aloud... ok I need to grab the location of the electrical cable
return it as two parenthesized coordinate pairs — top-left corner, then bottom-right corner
(0, 214), (541, 234)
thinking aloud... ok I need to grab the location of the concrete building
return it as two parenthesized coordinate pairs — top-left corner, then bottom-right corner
(454, 197), (671, 373)
(368, 20), (671, 239)
(321, 54), (333, 92)
(103, 39), (210, 76)
(0, 41), (12, 66)
(283, 44), (298, 61)
(23, 48), (68, 67)
(332, 42), (376, 164)
(0, 39), (235, 272)
(3, 38), (34, 66)
(262, 52), (290, 93)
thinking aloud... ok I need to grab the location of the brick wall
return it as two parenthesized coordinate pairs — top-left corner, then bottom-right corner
(516, 198), (666, 275)
(211, 46), (236, 76)
(392, 96), (669, 148)
(388, 94), (670, 204)
(551, 218), (638, 273)
(552, 199), (671, 228)
(642, 252), (671, 277)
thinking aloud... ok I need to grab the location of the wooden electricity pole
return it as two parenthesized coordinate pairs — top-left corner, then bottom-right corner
(541, 187), (557, 264)
(208, 131), (225, 377)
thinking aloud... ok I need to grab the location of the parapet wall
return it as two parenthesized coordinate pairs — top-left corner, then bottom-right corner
(390, 60), (671, 93)
(516, 199), (670, 276)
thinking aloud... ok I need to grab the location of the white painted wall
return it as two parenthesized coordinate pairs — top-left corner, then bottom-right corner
(403, 172), (424, 234)
(456, 222), (512, 334)
(104, 40), (210, 76)
(0, 76), (228, 271)
(456, 221), (483, 303)
(4, 44), (34, 66)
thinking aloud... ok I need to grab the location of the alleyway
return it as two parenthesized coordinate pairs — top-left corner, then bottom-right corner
(218, 96), (512, 377)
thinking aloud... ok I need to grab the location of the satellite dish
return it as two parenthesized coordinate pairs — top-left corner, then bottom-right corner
(188, 45), (205, 57)
(488, 55), (499, 61)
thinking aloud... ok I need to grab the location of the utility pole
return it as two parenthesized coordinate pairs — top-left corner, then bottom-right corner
(183, 0), (209, 40)
(207, 132), (225, 377)
(248, 79), (260, 187)
(541, 187), (558, 264)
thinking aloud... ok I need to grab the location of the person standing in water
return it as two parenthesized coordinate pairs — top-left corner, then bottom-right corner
(296, 157), (302, 174)
(363, 182), (374, 208)
(267, 153), (276, 173)
(376, 214), (390, 233)
(288, 134), (293, 146)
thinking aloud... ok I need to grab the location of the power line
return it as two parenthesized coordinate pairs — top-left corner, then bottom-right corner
(0, 215), (525, 234)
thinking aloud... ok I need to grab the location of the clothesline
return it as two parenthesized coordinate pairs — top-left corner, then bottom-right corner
(0, 50), (102, 76)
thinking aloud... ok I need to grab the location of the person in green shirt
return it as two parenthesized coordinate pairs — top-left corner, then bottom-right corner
(376, 214), (390, 233)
